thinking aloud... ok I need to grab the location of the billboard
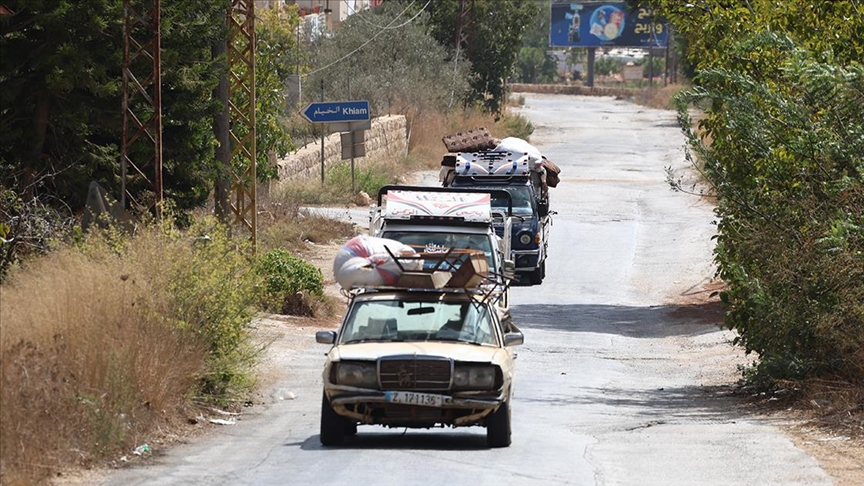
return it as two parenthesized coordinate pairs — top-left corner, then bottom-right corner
(549, 2), (668, 48)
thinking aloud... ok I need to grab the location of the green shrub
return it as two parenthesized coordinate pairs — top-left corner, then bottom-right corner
(159, 218), (262, 398)
(326, 161), (392, 197)
(255, 248), (324, 316)
(675, 32), (864, 389)
(499, 112), (535, 140)
(0, 215), (259, 482)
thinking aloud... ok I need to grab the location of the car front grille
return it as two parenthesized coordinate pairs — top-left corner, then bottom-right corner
(378, 356), (452, 391)
(381, 404), (446, 421)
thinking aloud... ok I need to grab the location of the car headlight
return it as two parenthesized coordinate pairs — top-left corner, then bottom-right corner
(335, 361), (378, 388)
(518, 232), (533, 245)
(453, 365), (498, 390)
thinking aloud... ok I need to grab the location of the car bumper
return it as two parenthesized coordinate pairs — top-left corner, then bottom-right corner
(512, 249), (540, 271)
(325, 384), (507, 427)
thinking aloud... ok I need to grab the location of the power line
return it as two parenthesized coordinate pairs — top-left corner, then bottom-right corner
(344, 0), (429, 30)
(302, 0), (431, 79)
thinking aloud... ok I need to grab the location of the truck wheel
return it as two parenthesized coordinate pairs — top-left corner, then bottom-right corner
(529, 261), (545, 285)
(320, 392), (346, 446)
(486, 401), (512, 448)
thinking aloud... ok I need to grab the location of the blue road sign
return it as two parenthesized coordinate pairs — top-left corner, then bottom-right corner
(301, 100), (370, 123)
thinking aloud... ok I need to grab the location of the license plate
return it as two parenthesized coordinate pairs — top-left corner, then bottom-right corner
(385, 391), (444, 408)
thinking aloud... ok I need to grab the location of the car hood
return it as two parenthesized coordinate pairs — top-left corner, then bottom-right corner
(332, 341), (508, 364)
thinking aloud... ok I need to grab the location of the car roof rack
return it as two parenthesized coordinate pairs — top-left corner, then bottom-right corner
(376, 184), (513, 216)
(451, 175), (532, 184)
(343, 246), (510, 307)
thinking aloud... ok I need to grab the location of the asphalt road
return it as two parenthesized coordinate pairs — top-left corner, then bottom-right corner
(96, 94), (831, 485)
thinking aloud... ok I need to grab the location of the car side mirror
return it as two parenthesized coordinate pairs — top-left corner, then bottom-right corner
(502, 259), (516, 280)
(503, 332), (524, 347)
(537, 201), (549, 217)
(316, 330), (336, 344)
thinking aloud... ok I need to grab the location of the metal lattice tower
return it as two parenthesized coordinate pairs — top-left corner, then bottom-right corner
(227, 0), (257, 248)
(121, 0), (163, 215)
(455, 0), (474, 58)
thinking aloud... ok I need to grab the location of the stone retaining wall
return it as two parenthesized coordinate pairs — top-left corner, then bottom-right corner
(275, 115), (407, 181)
(509, 83), (639, 98)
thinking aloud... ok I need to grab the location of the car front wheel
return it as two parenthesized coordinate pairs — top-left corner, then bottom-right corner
(320, 392), (346, 446)
(486, 401), (512, 448)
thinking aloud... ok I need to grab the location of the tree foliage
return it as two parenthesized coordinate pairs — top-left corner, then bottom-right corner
(660, 0), (864, 387)
(304, 1), (470, 117)
(0, 0), (229, 214)
(515, 0), (558, 84)
(426, 0), (539, 114)
(1, 0), (124, 209)
(253, 5), (300, 181)
(516, 46), (558, 84)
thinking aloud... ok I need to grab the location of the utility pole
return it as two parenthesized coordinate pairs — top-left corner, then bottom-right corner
(320, 79), (325, 185)
(120, 0), (163, 216)
(213, 29), (231, 222)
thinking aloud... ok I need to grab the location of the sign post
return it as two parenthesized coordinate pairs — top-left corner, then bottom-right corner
(301, 100), (371, 124)
(301, 99), (371, 189)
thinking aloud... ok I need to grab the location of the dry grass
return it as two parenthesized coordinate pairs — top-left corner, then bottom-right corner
(256, 194), (356, 253)
(632, 83), (690, 110)
(406, 106), (535, 168)
(0, 238), (207, 483)
(268, 157), (403, 206)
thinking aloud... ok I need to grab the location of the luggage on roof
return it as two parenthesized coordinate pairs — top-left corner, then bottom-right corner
(441, 127), (497, 153)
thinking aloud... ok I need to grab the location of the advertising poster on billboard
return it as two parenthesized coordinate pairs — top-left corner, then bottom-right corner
(549, 2), (667, 48)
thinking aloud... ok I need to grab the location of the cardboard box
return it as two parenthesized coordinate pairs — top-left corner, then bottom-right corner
(447, 250), (490, 288)
(397, 271), (451, 289)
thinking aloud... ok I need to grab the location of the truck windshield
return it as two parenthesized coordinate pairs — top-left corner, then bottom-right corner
(341, 298), (496, 346)
(473, 186), (534, 216)
(382, 231), (496, 272)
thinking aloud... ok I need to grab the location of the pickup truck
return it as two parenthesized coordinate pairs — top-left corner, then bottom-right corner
(444, 151), (552, 285)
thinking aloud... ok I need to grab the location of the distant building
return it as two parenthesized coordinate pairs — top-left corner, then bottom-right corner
(278, 0), (375, 31)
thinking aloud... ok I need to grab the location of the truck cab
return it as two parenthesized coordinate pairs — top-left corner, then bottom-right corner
(445, 152), (552, 285)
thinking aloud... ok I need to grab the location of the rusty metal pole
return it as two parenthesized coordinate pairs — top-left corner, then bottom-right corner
(227, 0), (257, 249)
(153, 0), (163, 213)
(121, 1), (130, 210)
(120, 0), (163, 217)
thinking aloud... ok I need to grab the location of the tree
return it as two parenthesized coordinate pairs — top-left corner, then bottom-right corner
(657, 0), (864, 387)
(0, 0), (229, 214)
(304, 1), (470, 118)
(514, 0), (558, 84)
(426, 0), (539, 114)
(1, 0), (124, 210)
(253, 4), (300, 181)
(516, 47), (558, 83)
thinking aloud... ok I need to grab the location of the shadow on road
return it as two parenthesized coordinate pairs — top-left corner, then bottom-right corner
(290, 430), (489, 451)
(512, 301), (726, 339)
(517, 384), (748, 424)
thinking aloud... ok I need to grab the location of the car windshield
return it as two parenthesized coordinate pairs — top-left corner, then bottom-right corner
(382, 231), (496, 272)
(341, 298), (497, 346)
